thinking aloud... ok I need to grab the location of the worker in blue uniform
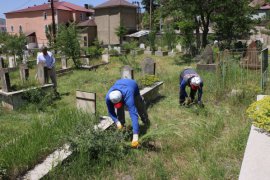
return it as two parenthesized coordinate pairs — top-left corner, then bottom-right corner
(106, 79), (149, 148)
(179, 68), (203, 106)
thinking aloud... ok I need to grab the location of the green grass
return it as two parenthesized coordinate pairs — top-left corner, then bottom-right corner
(0, 53), (264, 179)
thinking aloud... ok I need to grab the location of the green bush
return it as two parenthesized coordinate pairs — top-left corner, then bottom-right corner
(137, 75), (160, 89)
(21, 88), (55, 111)
(109, 49), (119, 56)
(122, 40), (138, 53)
(69, 122), (129, 163)
(86, 46), (103, 58)
(246, 96), (270, 132)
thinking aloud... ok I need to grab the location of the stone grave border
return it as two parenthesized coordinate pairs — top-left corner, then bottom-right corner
(0, 84), (53, 110)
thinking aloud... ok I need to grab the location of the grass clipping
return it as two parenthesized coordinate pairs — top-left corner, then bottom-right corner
(246, 96), (270, 132)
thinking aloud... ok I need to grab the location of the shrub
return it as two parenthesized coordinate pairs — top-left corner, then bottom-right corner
(137, 75), (160, 89)
(246, 96), (270, 132)
(86, 46), (103, 58)
(21, 88), (55, 111)
(69, 122), (129, 163)
(109, 49), (119, 56)
(122, 40), (138, 53)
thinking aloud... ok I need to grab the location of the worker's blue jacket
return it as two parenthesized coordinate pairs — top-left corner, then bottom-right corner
(106, 79), (140, 134)
(180, 69), (203, 101)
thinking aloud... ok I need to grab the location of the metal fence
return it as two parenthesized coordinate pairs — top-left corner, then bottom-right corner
(216, 48), (269, 93)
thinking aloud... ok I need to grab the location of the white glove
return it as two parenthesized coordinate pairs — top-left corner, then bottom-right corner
(131, 134), (139, 148)
(116, 121), (123, 130)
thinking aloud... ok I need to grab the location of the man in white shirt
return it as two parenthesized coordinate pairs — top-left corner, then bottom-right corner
(37, 46), (59, 95)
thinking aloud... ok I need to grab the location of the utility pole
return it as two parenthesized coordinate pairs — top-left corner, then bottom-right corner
(49, 0), (56, 44)
(150, 0), (152, 30)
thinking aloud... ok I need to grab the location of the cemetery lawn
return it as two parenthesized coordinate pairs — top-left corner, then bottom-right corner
(0, 54), (258, 179)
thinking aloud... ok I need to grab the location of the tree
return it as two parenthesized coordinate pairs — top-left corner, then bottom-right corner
(115, 24), (127, 45)
(177, 21), (196, 55)
(55, 23), (81, 68)
(163, 25), (176, 51)
(0, 32), (26, 60)
(141, 0), (159, 13)
(213, 0), (254, 48)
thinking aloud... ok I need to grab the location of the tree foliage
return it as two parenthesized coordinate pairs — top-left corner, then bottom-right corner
(0, 32), (26, 60)
(55, 23), (81, 68)
(213, 0), (254, 48)
(115, 24), (127, 45)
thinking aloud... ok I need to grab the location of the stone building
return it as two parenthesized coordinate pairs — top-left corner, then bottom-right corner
(94, 0), (138, 45)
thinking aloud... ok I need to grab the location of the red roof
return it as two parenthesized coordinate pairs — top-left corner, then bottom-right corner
(95, 0), (137, 9)
(5, 1), (94, 14)
(260, 3), (270, 9)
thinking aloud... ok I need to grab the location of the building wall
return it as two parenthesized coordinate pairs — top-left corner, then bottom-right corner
(6, 10), (89, 48)
(120, 7), (137, 32)
(79, 26), (97, 47)
(57, 10), (72, 24)
(6, 11), (53, 47)
(95, 8), (121, 45)
(95, 7), (137, 45)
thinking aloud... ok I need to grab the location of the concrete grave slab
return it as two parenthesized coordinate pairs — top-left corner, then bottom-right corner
(76, 90), (96, 114)
(239, 95), (270, 180)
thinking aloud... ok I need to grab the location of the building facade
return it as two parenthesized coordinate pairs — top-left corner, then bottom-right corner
(94, 0), (137, 45)
(5, 1), (93, 48)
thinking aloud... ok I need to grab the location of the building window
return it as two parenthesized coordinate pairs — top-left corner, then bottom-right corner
(80, 13), (84, 21)
(44, 12), (47, 20)
(11, 26), (14, 32)
(83, 36), (88, 47)
(19, 25), (23, 33)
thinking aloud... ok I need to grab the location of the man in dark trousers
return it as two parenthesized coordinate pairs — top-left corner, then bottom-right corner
(106, 79), (149, 148)
(179, 68), (203, 106)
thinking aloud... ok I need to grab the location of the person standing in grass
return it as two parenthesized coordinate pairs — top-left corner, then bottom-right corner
(106, 78), (149, 148)
(179, 68), (203, 106)
(37, 46), (59, 96)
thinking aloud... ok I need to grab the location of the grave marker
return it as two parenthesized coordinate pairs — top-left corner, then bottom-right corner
(121, 65), (134, 79)
(76, 90), (96, 114)
(0, 68), (11, 92)
(141, 58), (156, 75)
(37, 63), (48, 85)
(61, 56), (67, 69)
(19, 64), (29, 81)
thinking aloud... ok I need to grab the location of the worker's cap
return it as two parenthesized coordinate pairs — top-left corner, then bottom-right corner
(109, 90), (123, 109)
(190, 77), (201, 90)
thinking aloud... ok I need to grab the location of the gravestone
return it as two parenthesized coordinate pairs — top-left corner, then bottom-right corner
(141, 58), (156, 75)
(144, 46), (153, 55)
(8, 56), (16, 68)
(176, 44), (182, 52)
(61, 56), (67, 69)
(102, 54), (110, 63)
(37, 62), (48, 85)
(155, 47), (168, 56)
(168, 49), (176, 57)
(198, 45), (214, 64)
(121, 65), (134, 79)
(76, 90), (96, 114)
(0, 68), (11, 92)
(139, 43), (145, 49)
(114, 46), (121, 54)
(83, 57), (90, 66)
(196, 44), (217, 71)
(19, 64), (29, 81)
(240, 41), (261, 69)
